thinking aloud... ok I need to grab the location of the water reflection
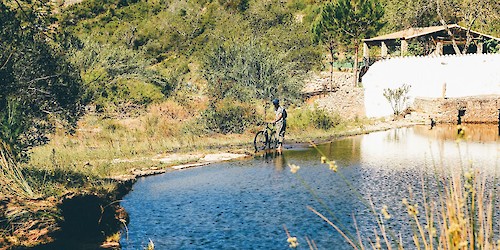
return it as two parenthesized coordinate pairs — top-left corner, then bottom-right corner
(287, 138), (362, 167)
(357, 125), (499, 173)
(415, 124), (499, 142)
(273, 153), (286, 172)
(256, 151), (288, 171)
(120, 125), (500, 249)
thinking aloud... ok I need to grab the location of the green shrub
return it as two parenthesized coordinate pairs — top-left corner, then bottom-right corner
(310, 109), (340, 130)
(202, 40), (304, 103)
(0, 2), (83, 162)
(70, 40), (168, 109)
(102, 119), (124, 133)
(287, 108), (310, 131)
(383, 84), (411, 116)
(288, 108), (341, 131)
(203, 99), (259, 134)
(180, 118), (207, 138)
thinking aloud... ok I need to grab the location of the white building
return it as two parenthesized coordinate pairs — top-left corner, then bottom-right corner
(362, 25), (500, 118)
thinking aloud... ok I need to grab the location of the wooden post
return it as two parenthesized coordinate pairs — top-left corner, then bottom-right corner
(363, 43), (369, 59)
(477, 42), (483, 54)
(401, 40), (408, 56)
(436, 41), (443, 55)
(441, 83), (446, 99)
(381, 41), (388, 58)
(353, 41), (359, 87)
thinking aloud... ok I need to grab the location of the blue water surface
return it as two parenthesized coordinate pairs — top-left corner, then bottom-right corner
(120, 125), (500, 249)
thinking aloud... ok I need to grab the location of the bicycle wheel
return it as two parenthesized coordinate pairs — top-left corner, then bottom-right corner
(268, 131), (278, 149)
(254, 131), (268, 152)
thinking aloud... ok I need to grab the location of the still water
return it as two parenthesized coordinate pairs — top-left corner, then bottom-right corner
(120, 125), (499, 249)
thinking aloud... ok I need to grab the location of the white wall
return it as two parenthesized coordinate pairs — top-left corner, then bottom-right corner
(363, 54), (500, 118)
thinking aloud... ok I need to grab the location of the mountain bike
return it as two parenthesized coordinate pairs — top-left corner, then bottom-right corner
(254, 123), (278, 152)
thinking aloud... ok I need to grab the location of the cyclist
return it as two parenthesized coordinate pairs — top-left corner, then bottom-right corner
(271, 98), (287, 152)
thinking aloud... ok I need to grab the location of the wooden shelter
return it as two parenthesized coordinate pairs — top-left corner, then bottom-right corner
(362, 24), (500, 59)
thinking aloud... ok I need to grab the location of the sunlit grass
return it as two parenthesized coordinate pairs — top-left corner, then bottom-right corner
(27, 104), (373, 181)
(0, 143), (34, 198)
(28, 116), (251, 176)
(146, 239), (155, 250)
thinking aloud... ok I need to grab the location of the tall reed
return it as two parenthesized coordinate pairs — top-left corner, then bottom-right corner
(289, 142), (499, 249)
(0, 142), (34, 198)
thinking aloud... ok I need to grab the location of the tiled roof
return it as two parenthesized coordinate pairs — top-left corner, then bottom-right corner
(363, 24), (500, 42)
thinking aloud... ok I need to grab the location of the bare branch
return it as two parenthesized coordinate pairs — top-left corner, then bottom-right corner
(461, 14), (478, 54)
(27, 87), (51, 95)
(26, 74), (60, 84)
(436, 0), (462, 55)
(13, 0), (30, 21)
(1, 53), (14, 70)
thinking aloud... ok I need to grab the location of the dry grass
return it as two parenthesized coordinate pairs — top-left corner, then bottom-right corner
(27, 115), (253, 180)
(0, 143), (34, 198)
(27, 100), (367, 181)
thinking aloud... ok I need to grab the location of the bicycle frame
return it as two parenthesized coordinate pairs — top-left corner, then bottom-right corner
(254, 123), (278, 152)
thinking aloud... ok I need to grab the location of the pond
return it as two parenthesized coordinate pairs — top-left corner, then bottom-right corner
(120, 125), (500, 249)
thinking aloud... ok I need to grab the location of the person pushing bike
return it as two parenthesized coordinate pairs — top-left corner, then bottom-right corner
(271, 98), (286, 152)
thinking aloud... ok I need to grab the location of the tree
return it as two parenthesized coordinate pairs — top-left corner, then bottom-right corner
(0, 1), (83, 161)
(380, 0), (437, 31)
(202, 40), (303, 102)
(201, 39), (303, 133)
(436, 0), (500, 54)
(322, 0), (385, 86)
(69, 40), (169, 111)
(311, 3), (339, 91)
(219, 0), (249, 13)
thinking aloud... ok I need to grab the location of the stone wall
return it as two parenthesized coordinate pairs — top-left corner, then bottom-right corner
(413, 96), (500, 123)
(303, 72), (365, 120)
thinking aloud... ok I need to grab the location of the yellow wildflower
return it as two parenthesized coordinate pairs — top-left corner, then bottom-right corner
(289, 164), (300, 174)
(464, 170), (474, 180)
(448, 223), (461, 234)
(425, 224), (436, 237)
(381, 205), (391, 220)
(329, 161), (338, 172)
(430, 227), (437, 236)
(457, 241), (468, 248)
(321, 156), (327, 163)
(457, 125), (466, 138)
(402, 198), (408, 205)
(460, 126), (467, 132)
(147, 239), (155, 250)
(407, 204), (419, 216)
(287, 236), (299, 248)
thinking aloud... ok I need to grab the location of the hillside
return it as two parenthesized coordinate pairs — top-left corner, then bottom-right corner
(60, 0), (323, 111)
(58, 0), (499, 113)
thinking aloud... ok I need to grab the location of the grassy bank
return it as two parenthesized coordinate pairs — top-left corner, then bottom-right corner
(1, 99), (384, 248)
(28, 102), (373, 180)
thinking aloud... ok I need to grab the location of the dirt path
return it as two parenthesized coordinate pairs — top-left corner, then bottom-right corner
(111, 118), (427, 182)
(111, 152), (250, 182)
